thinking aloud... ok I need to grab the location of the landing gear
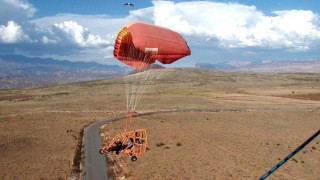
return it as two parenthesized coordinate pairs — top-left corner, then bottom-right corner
(99, 149), (104, 154)
(131, 156), (137, 161)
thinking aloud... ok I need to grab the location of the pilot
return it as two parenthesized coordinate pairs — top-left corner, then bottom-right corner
(108, 139), (123, 155)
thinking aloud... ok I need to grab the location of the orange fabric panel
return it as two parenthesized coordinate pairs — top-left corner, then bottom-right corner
(113, 21), (191, 69)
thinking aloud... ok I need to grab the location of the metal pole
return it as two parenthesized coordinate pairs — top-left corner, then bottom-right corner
(259, 129), (320, 180)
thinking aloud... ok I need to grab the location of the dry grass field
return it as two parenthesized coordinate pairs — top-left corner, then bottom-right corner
(1, 68), (320, 179)
(102, 111), (320, 180)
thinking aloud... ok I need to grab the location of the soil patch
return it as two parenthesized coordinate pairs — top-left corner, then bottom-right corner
(277, 93), (320, 101)
(101, 110), (320, 180)
(0, 94), (37, 101)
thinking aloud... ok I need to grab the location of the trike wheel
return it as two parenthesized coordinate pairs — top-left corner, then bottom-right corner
(99, 149), (104, 154)
(131, 156), (137, 161)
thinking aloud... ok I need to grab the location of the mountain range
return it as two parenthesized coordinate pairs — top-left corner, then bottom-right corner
(195, 59), (320, 73)
(1, 54), (320, 89)
(0, 55), (125, 89)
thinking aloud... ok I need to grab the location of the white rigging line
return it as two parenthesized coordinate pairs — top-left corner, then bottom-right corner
(133, 62), (152, 109)
(123, 38), (165, 111)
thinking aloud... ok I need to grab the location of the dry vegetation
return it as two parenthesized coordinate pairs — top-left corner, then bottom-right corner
(102, 111), (320, 180)
(1, 68), (320, 179)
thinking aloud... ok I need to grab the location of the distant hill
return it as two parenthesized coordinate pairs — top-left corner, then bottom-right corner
(195, 62), (236, 71)
(2, 55), (319, 89)
(195, 59), (320, 73)
(0, 55), (126, 89)
(128, 64), (165, 75)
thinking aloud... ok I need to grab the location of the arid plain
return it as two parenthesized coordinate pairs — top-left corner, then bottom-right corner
(1, 68), (320, 179)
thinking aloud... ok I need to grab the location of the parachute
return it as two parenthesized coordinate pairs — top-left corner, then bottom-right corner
(100, 22), (190, 161)
(113, 21), (191, 131)
(114, 21), (191, 69)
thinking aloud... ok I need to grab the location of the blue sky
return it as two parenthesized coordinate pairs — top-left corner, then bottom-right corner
(1, 0), (320, 67)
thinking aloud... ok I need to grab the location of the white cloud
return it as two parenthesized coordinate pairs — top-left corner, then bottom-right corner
(30, 14), (126, 49)
(53, 21), (110, 47)
(0, 21), (30, 43)
(152, 1), (320, 50)
(1, 0), (319, 65)
(0, 0), (36, 25)
(42, 36), (57, 44)
(31, 14), (129, 36)
(26, 1), (320, 52)
(128, 6), (155, 23)
(103, 45), (115, 58)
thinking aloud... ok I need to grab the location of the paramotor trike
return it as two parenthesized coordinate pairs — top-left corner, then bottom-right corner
(99, 129), (147, 161)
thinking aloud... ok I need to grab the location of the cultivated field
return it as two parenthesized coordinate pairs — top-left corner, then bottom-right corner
(0, 68), (320, 179)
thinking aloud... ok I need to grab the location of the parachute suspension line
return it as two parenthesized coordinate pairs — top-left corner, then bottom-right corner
(125, 71), (157, 132)
(125, 85), (130, 110)
(156, 68), (166, 80)
(125, 34), (138, 111)
(129, 44), (143, 110)
(135, 58), (161, 110)
(123, 58), (163, 132)
(124, 109), (135, 132)
(124, 74), (134, 132)
(135, 68), (165, 107)
(124, 69), (150, 131)
(119, 28), (133, 111)
(131, 73), (139, 110)
(125, 52), (157, 111)
(133, 66), (157, 110)
(124, 69), (131, 110)
(118, 25), (162, 112)
(133, 58), (152, 110)
(128, 73), (135, 110)
(123, 34), (157, 131)
(124, 40), (140, 131)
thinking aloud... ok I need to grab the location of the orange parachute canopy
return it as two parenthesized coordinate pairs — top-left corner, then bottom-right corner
(113, 21), (191, 69)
